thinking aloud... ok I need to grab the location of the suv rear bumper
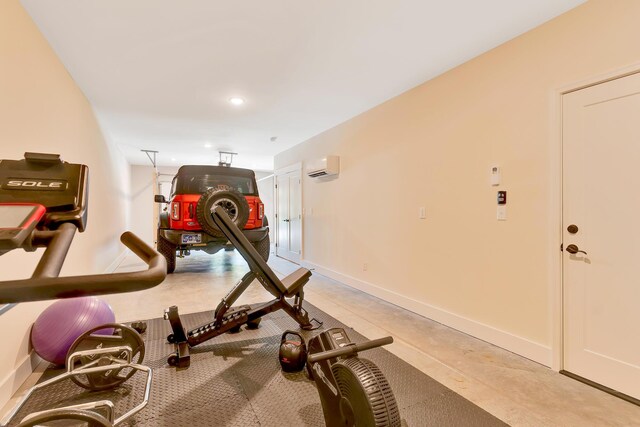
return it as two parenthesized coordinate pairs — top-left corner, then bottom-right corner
(159, 227), (269, 246)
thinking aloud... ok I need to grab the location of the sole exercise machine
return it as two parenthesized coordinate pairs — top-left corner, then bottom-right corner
(0, 153), (167, 427)
(165, 205), (322, 368)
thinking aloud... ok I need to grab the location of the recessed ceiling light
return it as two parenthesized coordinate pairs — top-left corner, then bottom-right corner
(204, 143), (212, 148)
(229, 97), (245, 106)
(171, 158), (176, 162)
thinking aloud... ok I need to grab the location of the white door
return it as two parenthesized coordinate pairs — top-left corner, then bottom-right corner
(276, 173), (290, 259)
(562, 71), (640, 400)
(289, 174), (302, 257)
(276, 170), (302, 263)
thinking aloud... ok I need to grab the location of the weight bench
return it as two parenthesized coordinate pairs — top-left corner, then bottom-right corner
(165, 206), (322, 368)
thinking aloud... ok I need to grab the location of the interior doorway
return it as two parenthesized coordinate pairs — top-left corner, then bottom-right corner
(561, 70), (640, 402)
(275, 165), (302, 264)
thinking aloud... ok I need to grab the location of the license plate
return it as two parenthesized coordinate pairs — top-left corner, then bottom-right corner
(181, 234), (202, 244)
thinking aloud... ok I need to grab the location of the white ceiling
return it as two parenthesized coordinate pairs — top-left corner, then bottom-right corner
(21, 0), (584, 171)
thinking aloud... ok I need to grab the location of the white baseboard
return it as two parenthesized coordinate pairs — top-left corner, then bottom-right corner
(104, 249), (129, 273)
(0, 351), (41, 416)
(301, 260), (552, 367)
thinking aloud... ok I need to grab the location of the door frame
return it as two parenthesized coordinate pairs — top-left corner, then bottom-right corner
(550, 62), (640, 372)
(274, 162), (303, 262)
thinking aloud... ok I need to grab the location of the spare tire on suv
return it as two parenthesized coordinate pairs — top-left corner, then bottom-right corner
(196, 186), (250, 237)
(155, 164), (270, 273)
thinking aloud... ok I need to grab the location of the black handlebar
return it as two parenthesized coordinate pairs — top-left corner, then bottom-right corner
(306, 336), (394, 364)
(31, 223), (77, 279)
(0, 226), (167, 304)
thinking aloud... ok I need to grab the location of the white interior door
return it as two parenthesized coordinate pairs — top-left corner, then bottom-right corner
(276, 173), (290, 259)
(276, 169), (302, 263)
(289, 172), (302, 257)
(562, 71), (640, 400)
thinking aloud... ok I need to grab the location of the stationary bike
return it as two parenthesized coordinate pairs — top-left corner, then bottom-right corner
(0, 153), (167, 427)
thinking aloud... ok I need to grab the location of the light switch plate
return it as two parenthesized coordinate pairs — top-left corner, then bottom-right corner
(491, 165), (501, 186)
(497, 205), (507, 220)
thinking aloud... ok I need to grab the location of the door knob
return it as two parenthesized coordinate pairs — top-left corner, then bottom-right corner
(283, 219), (290, 222)
(565, 244), (587, 255)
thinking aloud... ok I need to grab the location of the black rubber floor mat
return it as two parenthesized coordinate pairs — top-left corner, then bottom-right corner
(9, 303), (509, 426)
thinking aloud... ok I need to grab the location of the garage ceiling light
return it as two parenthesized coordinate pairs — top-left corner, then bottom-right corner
(229, 97), (245, 106)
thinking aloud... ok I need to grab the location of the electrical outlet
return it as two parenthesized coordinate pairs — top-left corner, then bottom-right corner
(363, 263), (368, 271)
(419, 207), (426, 219)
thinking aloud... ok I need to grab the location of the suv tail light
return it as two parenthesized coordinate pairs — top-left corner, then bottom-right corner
(171, 201), (181, 220)
(258, 202), (264, 220)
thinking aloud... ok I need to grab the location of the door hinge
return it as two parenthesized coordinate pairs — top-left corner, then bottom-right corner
(560, 243), (563, 252)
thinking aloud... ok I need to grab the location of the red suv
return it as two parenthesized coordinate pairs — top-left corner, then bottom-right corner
(155, 165), (269, 273)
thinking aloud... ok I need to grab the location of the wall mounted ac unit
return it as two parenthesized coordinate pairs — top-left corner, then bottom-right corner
(306, 155), (340, 178)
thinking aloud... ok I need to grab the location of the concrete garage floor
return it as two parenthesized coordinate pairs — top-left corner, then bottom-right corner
(4, 249), (638, 426)
(101, 249), (640, 426)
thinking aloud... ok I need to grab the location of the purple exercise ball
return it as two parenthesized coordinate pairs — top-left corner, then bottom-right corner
(31, 297), (116, 366)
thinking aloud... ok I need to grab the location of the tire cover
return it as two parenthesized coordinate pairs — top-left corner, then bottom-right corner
(196, 185), (250, 236)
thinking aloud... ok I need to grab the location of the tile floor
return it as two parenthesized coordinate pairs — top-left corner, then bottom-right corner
(4, 249), (640, 426)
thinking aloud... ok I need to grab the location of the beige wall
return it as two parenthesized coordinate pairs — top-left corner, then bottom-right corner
(130, 165), (158, 246)
(0, 0), (131, 407)
(275, 0), (640, 365)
